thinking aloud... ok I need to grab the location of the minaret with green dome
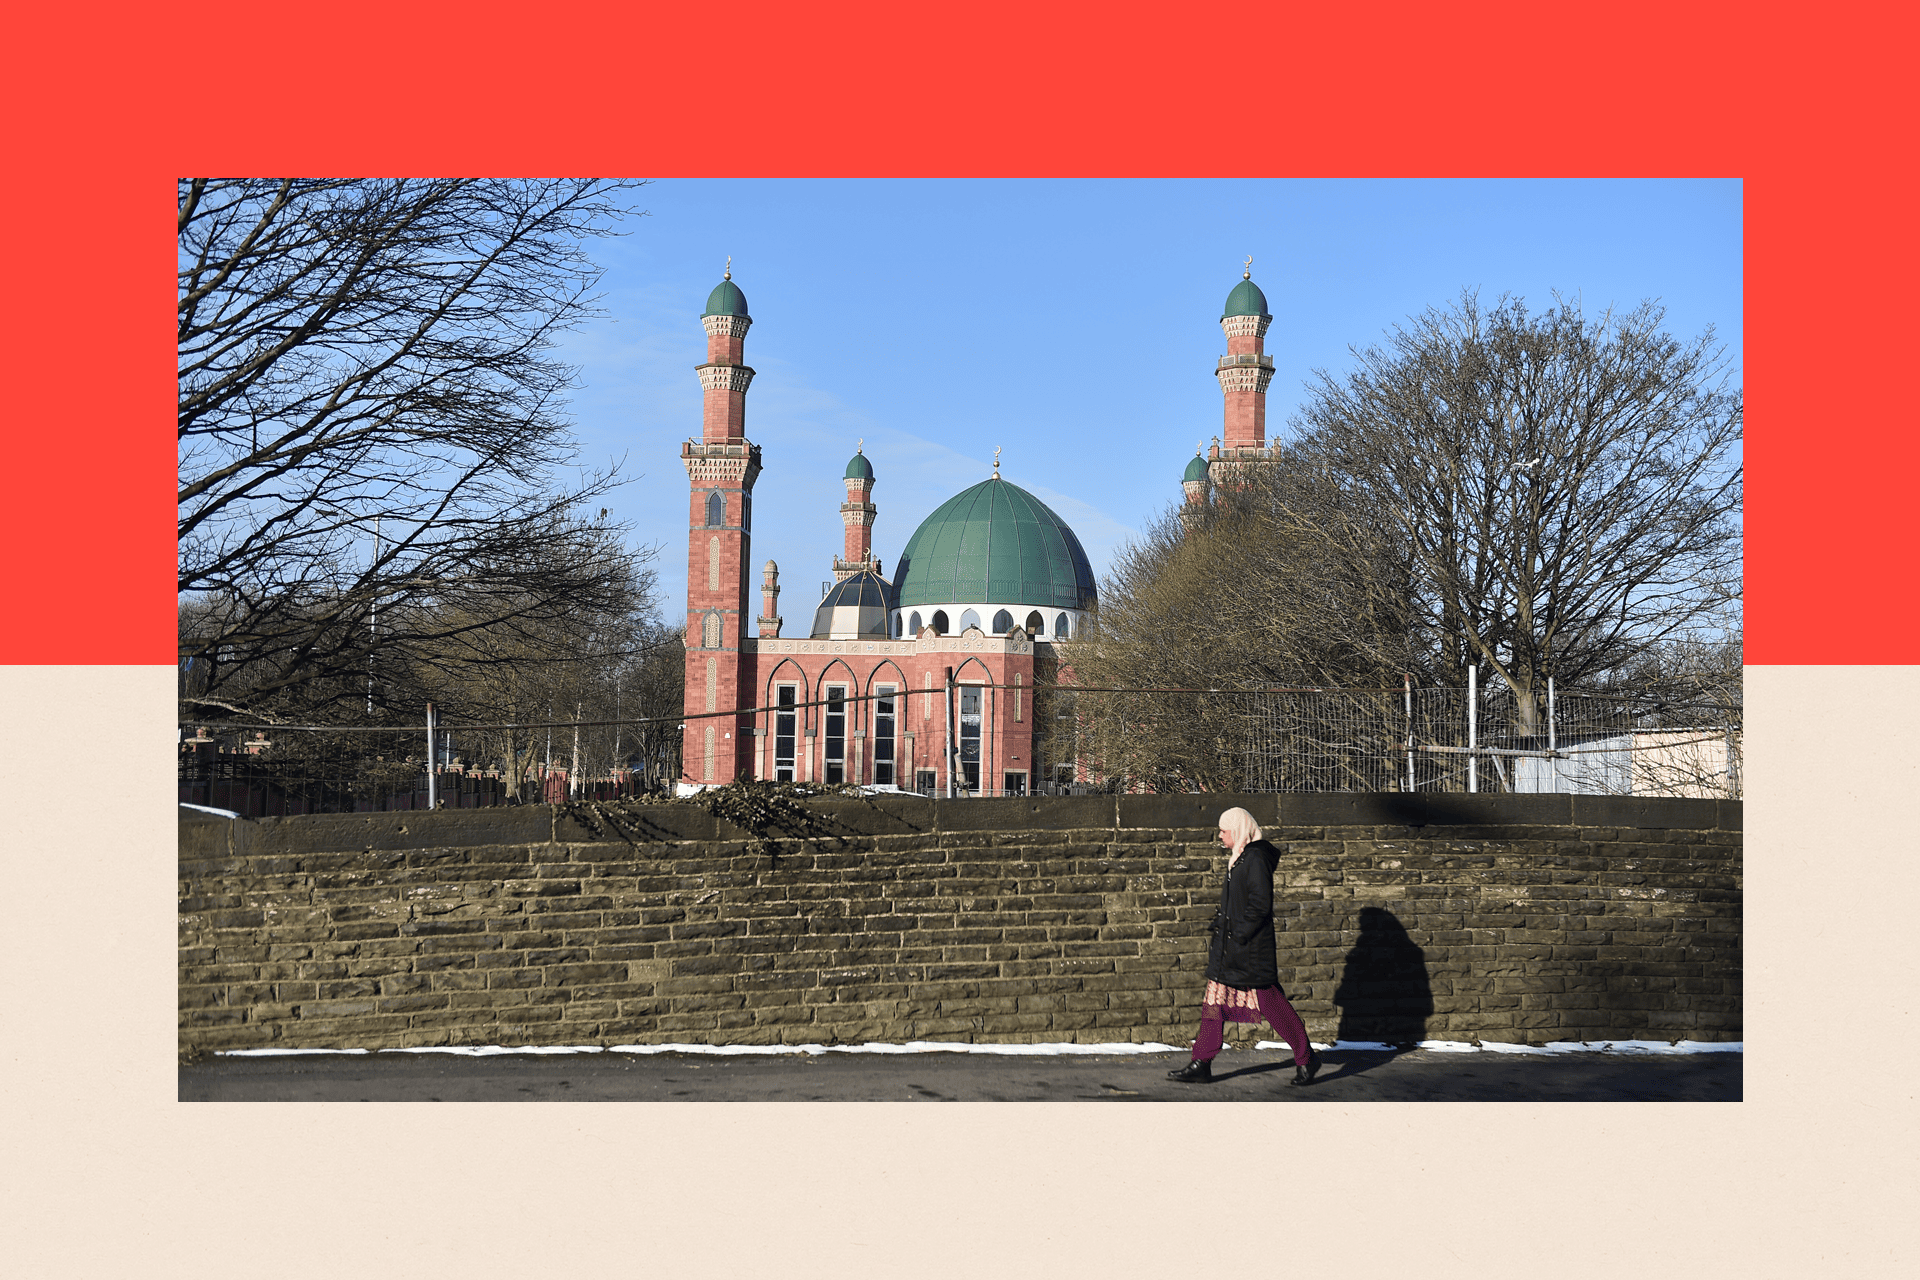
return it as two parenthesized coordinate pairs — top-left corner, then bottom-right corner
(1180, 443), (1212, 529)
(833, 441), (880, 581)
(681, 260), (761, 787)
(1216, 258), (1277, 456)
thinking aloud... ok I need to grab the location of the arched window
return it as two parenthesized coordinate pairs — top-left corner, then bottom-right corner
(959, 609), (982, 633)
(892, 612), (903, 639)
(1026, 610), (1045, 636)
(929, 610), (948, 635)
(991, 609), (1013, 634)
(1055, 612), (1071, 639)
(909, 611), (923, 636)
(705, 491), (725, 527)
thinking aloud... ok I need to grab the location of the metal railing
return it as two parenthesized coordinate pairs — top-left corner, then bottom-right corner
(177, 675), (1740, 816)
(1047, 677), (1742, 798)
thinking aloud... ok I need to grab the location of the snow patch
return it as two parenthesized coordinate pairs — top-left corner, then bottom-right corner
(219, 1038), (1741, 1059)
(220, 1047), (369, 1056)
(608, 1041), (1186, 1057)
(380, 1045), (607, 1056)
(1250, 1039), (1743, 1056)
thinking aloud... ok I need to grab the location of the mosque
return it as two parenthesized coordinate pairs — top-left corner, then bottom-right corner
(677, 264), (1275, 794)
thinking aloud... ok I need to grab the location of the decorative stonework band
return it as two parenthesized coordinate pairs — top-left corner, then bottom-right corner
(682, 440), (763, 489)
(702, 314), (752, 339)
(696, 363), (756, 392)
(1216, 366), (1276, 394)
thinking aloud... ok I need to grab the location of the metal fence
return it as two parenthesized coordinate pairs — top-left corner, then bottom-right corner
(1052, 677), (1742, 799)
(179, 676), (1740, 815)
(177, 722), (668, 817)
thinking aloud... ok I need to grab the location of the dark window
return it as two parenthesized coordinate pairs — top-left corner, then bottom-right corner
(959, 686), (982, 793)
(916, 769), (937, 796)
(991, 609), (1013, 634)
(930, 610), (948, 635)
(909, 611), (923, 635)
(1055, 612), (1070, 639)
(824, 686), (846, 785)
(892, 613), (903, 639)
(873, 685), (896, 786)
(1003, 771), (1027, 796)
(774, 686), (797, 782)
(1026, 611), (1045, 636)
(706, 491), (725, 527)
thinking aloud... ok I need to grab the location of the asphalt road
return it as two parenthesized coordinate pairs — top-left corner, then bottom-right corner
(180, 1046), (1740, 1102)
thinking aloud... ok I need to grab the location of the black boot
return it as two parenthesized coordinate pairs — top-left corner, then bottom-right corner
(1167, 1059), (1214, 1083)
(1289, 1051), (1320, 1087)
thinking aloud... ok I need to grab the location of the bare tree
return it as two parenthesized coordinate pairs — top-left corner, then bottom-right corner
(1063, 465), (1418, 791)
(1061, 291), (1740, 792)
(177, 178), (648, 721)
(1293, 291), (1742, 733)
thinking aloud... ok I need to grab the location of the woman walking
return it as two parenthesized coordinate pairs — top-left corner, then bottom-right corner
(1168, 807), (1320, 1086)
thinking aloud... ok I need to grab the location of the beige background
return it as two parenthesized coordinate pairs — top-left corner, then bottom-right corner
(3, 665), (1910, 1276)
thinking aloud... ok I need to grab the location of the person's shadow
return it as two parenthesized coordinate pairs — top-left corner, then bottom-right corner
(1320, 907), (1434, 1083)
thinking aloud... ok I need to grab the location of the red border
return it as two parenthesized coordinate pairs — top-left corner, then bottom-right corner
(1, 2), (1900, 664)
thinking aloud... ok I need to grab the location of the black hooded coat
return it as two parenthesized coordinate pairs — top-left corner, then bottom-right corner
(1204, 839), (1281, 989)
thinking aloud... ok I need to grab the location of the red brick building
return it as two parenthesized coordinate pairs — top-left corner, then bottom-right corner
(679, 269), (1098, 795)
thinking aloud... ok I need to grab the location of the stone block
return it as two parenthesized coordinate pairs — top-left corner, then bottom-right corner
(937, 793), (1111, 833)
(1568, 795), (1721, 831)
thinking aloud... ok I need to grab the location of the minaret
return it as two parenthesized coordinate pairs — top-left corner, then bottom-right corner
(833, 443), (880, 581)
(1210, 259), (1277, 487)
(681, 261), (761, 787)
(758, 560), (783, 638)
(1179, 443), (1211, 532)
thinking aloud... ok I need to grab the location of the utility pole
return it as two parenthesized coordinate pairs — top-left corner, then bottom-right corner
(944, 666), (956, 799)
(367, 515), (381, 715)
(1467, 665), (1478, 794)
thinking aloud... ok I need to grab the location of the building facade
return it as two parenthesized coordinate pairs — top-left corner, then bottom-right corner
(678, 272), (1097, 795)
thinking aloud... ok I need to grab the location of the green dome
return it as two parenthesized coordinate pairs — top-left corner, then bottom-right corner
(844, 450), (874, 480)
(893, 478), (1098, 611)
(1183, 453), (1210, 483)
(702, 278), (750, 317)
(1222, 278), (1270, 319)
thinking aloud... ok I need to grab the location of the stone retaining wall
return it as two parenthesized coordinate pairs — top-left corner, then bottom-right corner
(178, 792), (1742, 1055)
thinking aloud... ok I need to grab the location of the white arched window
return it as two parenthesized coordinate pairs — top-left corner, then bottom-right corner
(908, 611), (922, 636)
(959, 609), (981, 633)
(1055, 612), (1071, 639)
(1026, 610), (1045, 636)
(929, 610), (948, 635)
(991, 609), (1013, 634)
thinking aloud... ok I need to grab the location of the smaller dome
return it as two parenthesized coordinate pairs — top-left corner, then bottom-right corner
(844, 450), (874, 480)
(703, 278), (750, 318)
(810, 571), (894, 640)
(1183, 454), (1210, 483)
(1222, 278), (1270, 319)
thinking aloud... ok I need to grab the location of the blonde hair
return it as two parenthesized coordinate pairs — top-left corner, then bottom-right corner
(1219, 807), (1262, 858)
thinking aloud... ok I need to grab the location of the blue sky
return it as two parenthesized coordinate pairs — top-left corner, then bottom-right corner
(552, 179), (1742, 622)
